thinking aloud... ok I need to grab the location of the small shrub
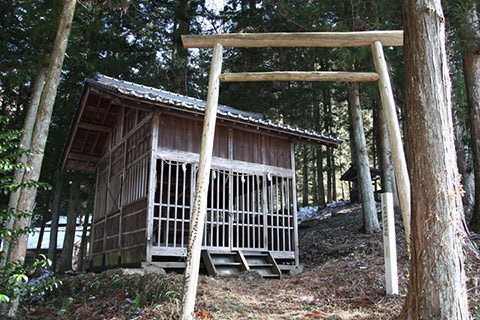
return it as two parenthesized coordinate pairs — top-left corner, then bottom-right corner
(0, 116), (56, 315)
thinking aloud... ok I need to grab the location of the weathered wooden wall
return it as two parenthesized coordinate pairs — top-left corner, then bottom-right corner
(158, 114), (228, 159)
(91, 106), (152, 269)
(232, 128), (291, 168)
(157, 113), (291, 168)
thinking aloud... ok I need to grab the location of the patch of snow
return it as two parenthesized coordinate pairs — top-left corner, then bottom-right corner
(298, 200), (353, 222)
(27, 226), (86, 250)
(24, 270), (56, 303)
(297, 206), (319, 222)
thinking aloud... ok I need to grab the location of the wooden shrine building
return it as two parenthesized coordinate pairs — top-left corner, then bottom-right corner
(61, 74), (342, 275)
(340, 165), (381, 202)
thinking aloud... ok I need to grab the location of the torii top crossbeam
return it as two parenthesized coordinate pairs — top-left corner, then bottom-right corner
(182, 30), (403, 48)
(181, 31), (404, 84)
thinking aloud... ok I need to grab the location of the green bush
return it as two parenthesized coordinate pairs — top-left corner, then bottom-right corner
(0, 116), (57, 309)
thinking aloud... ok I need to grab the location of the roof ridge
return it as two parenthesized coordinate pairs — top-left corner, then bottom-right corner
(95, 73), (210, 106)
(88, 74), (343, 145)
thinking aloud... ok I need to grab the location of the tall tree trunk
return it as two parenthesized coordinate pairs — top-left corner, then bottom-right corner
(316, 148), (326, 208)
(378, 104), (400, 211)
(331, 151), (337, 202)
(348, 83), (379, 233)
(399, 101), (409, 163)
(312, 148), (318, 204)
(312, 77), (326, 209)
(77, 211), (90, 272)
(402, 0), (469, 317)
(461, 1), (480, 233)
(453, 107), (474, 215)
(372, 109), (378, 171)
(348, 98), (359, 203)
(48, 171), (63, 270)
(1, 67), (47, 267)
(172, 0), (192, 95)
(77, 190), (93, 272)
(7, 0), (76, 267)
(373, 107), (380, 194)
(326, 148), (332, 203)
(58, 179), (79, 272)
(302, 146), (309, 207)
(34, 200), (50, 258)
(323, 87), (333, 203)
(467, 52), (480, 232)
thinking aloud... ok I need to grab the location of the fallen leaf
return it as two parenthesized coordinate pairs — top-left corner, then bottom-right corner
(195, 309), (211, 319)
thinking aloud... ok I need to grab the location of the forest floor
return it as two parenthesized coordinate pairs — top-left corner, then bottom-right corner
(19, 202), (480, 319)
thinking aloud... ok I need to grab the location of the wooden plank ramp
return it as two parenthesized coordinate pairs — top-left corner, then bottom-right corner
(202, 250), (281, 279)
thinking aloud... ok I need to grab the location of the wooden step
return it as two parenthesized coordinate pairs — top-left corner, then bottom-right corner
(209, 251), (237, 255)
(201, 250), (281, 279)
(263, 274), (280, 279)
(249, 263), (273, 267)
(243, 252), (268, 256)
(202, 250), (249, 277)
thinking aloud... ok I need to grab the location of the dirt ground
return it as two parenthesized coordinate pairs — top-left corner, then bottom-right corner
(20, 202), (480, 319)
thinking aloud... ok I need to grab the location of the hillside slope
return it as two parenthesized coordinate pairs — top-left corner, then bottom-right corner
(20, 202), (480, 319)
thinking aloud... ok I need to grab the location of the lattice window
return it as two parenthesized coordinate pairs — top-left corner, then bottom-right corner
(152, 160), (193, 248)
(150, 158), (295, 253)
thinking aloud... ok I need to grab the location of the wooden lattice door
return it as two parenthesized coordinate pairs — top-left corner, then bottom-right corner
(230, 173), (266, 251)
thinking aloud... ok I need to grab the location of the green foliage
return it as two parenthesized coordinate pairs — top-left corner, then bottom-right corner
(0, 254), (60, 306)
(0, 116), (57, 308)
(446, 0), (480, 54)
(473, 304), (480, 318)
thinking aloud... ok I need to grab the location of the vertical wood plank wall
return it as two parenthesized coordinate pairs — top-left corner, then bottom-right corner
(157, 113), (291, 168)
(91, 106), (152, 269)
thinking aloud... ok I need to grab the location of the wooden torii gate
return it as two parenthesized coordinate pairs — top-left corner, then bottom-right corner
(180, 31), (409, 319)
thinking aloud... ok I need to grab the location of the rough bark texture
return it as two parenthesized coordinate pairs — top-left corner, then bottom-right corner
(402, 0), (470, 318)
(7, 0), (76, 265)
(399, 101), (409, 164)
(312, 149), (318, 204)
(8, 67), (47, 210)
(172, 0), (192, 95)
(34, 205), (49, 257)
(316, 148), (326, 208)
(378, 105), (400, 211)
(326, 148), (332, 203)
(58, 180), (79, 272)
(77, 211), (89, 272)
(348, 83), (379, 233)
(453, 106), (475, 216)
(47, 172), (63, 270)
(78, 190), (93, 272)
(461, 1), (480, 233)
(331, 151), (337, 201)
(302, 146), (309, 206)
(467, 51), (480, 232)
(348, 104), (359, 203)
(313, 79), (326, 208)
(1, 67), (47, 267)
(323, 88), (333, 203)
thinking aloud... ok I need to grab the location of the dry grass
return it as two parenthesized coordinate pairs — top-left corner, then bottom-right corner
(20, 203), (480, 319)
